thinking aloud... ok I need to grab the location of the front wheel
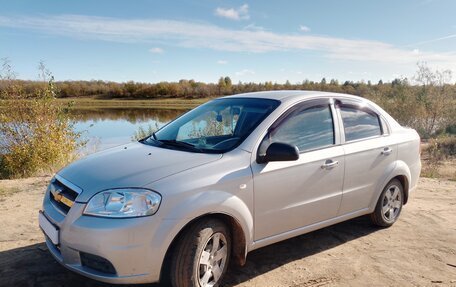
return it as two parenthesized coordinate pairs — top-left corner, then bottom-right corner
(370, 179), (404, 227)
(170, 219), (231, 287)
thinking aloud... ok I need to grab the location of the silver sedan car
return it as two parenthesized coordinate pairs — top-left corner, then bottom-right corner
(39, 91), (421, 287)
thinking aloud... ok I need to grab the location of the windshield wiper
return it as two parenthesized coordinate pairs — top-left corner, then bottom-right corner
(139, 132), (160, 146)
(157, 139), (203, 152)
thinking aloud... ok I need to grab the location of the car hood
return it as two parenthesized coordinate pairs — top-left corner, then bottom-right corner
(57, 142), (222, 202)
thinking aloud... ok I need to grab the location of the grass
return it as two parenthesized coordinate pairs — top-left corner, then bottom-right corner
(421, 157), (456, 181)
(0, 97), (212, 110)
(56, 97), (212, 109)
(420, 138), (456, 181)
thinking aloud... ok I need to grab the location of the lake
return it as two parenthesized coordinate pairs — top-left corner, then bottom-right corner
(71, 108), (187, 153)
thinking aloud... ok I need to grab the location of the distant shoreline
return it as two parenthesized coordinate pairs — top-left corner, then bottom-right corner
(0, 97), (211, 110)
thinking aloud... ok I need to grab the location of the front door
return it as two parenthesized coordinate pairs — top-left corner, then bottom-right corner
(251, 99), (344, 240)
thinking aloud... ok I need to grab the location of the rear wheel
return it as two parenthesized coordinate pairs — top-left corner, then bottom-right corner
(170, 219), (231, 287)
(370, 179), (404, 227)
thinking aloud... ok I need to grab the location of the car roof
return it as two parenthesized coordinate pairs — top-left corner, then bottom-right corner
(221, 90), (364, 103)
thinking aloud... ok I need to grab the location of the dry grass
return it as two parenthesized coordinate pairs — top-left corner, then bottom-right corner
(56, 97), (211, 109)
(420, 137), (456, 181)
(421, 159), (456, 181)
(1, 97), (211, 110)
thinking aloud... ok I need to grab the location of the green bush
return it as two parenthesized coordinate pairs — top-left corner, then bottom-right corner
(0, 62), (83, 179)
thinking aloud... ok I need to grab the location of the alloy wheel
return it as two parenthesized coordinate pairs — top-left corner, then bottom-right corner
(381, 184), (402, 223)
(197, 232), (228, 287)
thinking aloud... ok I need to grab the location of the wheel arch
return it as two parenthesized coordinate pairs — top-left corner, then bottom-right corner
(394, 174), (409, 204)
(370, 160), (411, 211)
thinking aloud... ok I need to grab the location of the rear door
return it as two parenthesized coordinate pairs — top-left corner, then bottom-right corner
(251, 99), (345, 240)
(335, 100), (397, 214)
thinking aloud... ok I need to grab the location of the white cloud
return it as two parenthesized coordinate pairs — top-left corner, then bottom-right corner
(243, 23), (264, 31)
(235, 69), (255, 76)
(215, 4), (249, 21)
(217, 60), (228, 64)
(149, 47), (163, 53)
(0, 14), (455, 71)
(299, 25), (310, 32)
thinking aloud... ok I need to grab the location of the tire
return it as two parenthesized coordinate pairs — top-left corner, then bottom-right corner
(170, 218), (231, 287)
(370, 179), (404, 227)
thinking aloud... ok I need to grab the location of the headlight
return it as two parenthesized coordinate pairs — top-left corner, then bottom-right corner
(83, 189), (161, 218)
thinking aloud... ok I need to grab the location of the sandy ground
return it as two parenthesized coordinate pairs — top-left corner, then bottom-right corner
(0, 177), (455, 287)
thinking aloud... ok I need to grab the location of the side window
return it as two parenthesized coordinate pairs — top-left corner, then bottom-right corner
(260, 104), (334, 154)
(339, 105), (381, 141)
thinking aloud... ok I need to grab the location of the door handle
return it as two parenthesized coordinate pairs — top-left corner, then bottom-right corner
(321, 159), (339, 170)
(381, 147), (393, 156)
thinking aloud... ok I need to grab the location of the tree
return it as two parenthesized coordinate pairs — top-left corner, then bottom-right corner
(224, 76), (232, 94)
(413, 63), (455, 138)
(224, 76), (232, 87)
(217, 77), (226, 96)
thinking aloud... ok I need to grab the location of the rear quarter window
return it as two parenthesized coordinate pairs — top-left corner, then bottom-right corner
(340, 106), (382, 141)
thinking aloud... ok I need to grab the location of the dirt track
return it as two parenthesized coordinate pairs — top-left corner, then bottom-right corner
(0, 177), (455, 287)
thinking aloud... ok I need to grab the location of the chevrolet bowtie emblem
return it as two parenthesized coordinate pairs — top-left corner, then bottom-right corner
(50, 187), (74, 208)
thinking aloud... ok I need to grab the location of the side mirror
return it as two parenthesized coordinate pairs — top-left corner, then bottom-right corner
(257, 142), (299, 164)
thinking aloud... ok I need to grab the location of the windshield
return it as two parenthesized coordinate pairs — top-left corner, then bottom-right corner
(143, 98), (280, 153)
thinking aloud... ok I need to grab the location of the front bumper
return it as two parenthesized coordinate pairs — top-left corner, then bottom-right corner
(41, 188), (178, 284)
(44, 237), (150, 284)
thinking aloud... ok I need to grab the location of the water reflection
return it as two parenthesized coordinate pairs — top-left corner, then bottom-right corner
(71, 108), (186, 152)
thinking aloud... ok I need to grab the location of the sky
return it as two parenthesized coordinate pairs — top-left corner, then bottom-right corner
(0, 0), (455, 84)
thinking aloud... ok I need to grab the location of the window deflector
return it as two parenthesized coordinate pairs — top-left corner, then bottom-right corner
(335, 99), (383, 142)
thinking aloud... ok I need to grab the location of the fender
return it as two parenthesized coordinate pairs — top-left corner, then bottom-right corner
(145, 189), (253, 280)
(163, 189), (253, 244)
(368, 160), (411, 213)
